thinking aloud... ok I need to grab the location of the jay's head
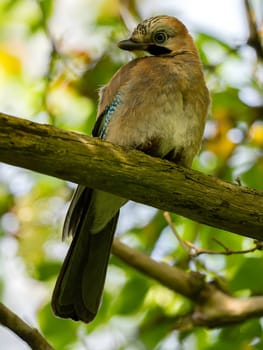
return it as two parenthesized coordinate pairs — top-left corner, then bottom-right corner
(118, 16), (197, 57)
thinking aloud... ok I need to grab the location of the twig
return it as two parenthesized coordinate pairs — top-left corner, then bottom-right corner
(235, 177), (242, 186)
(163, 211), (190, 253)
(0, 303), (54, 350)
(244, 0), (263, 59)
(164, 212), (263, 257)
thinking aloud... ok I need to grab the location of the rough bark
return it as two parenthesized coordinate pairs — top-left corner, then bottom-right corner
(0, 112), (262, 239)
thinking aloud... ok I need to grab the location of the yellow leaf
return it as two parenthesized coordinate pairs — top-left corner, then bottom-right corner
(97, 0), (120, 20)
(249, 122), (263, 146)
(0, 47), (21, 74)
(206, 107), (235, 159)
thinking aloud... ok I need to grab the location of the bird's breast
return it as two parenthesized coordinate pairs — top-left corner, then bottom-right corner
(102, 56), (209, 166)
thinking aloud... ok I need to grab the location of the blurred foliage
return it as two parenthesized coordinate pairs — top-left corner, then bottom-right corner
(0, 0), (263, 349)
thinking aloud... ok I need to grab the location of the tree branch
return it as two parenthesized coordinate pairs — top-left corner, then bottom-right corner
(112, 239), (204, 298)
(0, 113), (263, 239)
(112, 239), (263, 328)
(0, 303), (54, 350)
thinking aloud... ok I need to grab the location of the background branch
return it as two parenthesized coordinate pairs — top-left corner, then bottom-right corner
(112, 239), (203, 298)
(244, 0), (263, 58)
(0, 113), (262, 240)
(112, 239), (263, 328)
(0, 303), (54, 350)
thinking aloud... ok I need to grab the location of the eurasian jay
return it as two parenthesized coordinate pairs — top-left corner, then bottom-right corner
(52, 15), (210, 323)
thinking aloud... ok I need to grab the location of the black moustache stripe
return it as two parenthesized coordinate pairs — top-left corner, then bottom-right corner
(147, 45), (172, 56)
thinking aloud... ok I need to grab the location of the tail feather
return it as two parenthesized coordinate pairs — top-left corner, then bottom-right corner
(52, 187), (119, 323)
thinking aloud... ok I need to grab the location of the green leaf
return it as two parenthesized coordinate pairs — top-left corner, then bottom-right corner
(114, 275), (149, 315)
(230, 257), (263, 292)
(140, 307), (172, 349)
(38, 0), (54, 21)
(241, 161), (263, 190)
(35, 260), (61, 281)
(217, 319), (262, 348)
(38, 302), (78, 349)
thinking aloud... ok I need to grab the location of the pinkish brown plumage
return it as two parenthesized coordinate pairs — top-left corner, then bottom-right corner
(52, 15), (210, 323)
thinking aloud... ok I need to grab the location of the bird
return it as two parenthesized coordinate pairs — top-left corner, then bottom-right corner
(52, 15), (210, 323)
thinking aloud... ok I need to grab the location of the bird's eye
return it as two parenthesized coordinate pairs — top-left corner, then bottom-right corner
(153, 31), (168, 44)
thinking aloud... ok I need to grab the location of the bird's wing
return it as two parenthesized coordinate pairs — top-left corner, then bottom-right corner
(92, 58), (140, 139)
(62, 185), (93, 239)
(63, 61), (140, 238)
(53, 58), (140, 322)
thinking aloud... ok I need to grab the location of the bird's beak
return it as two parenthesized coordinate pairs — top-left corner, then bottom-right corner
(118, 39), (149, 52)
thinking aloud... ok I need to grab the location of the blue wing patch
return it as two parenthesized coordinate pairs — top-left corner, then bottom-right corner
(92, 92), (122, 140)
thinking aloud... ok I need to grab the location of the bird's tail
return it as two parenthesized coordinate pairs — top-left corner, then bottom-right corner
(52, 187), (119, 323)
